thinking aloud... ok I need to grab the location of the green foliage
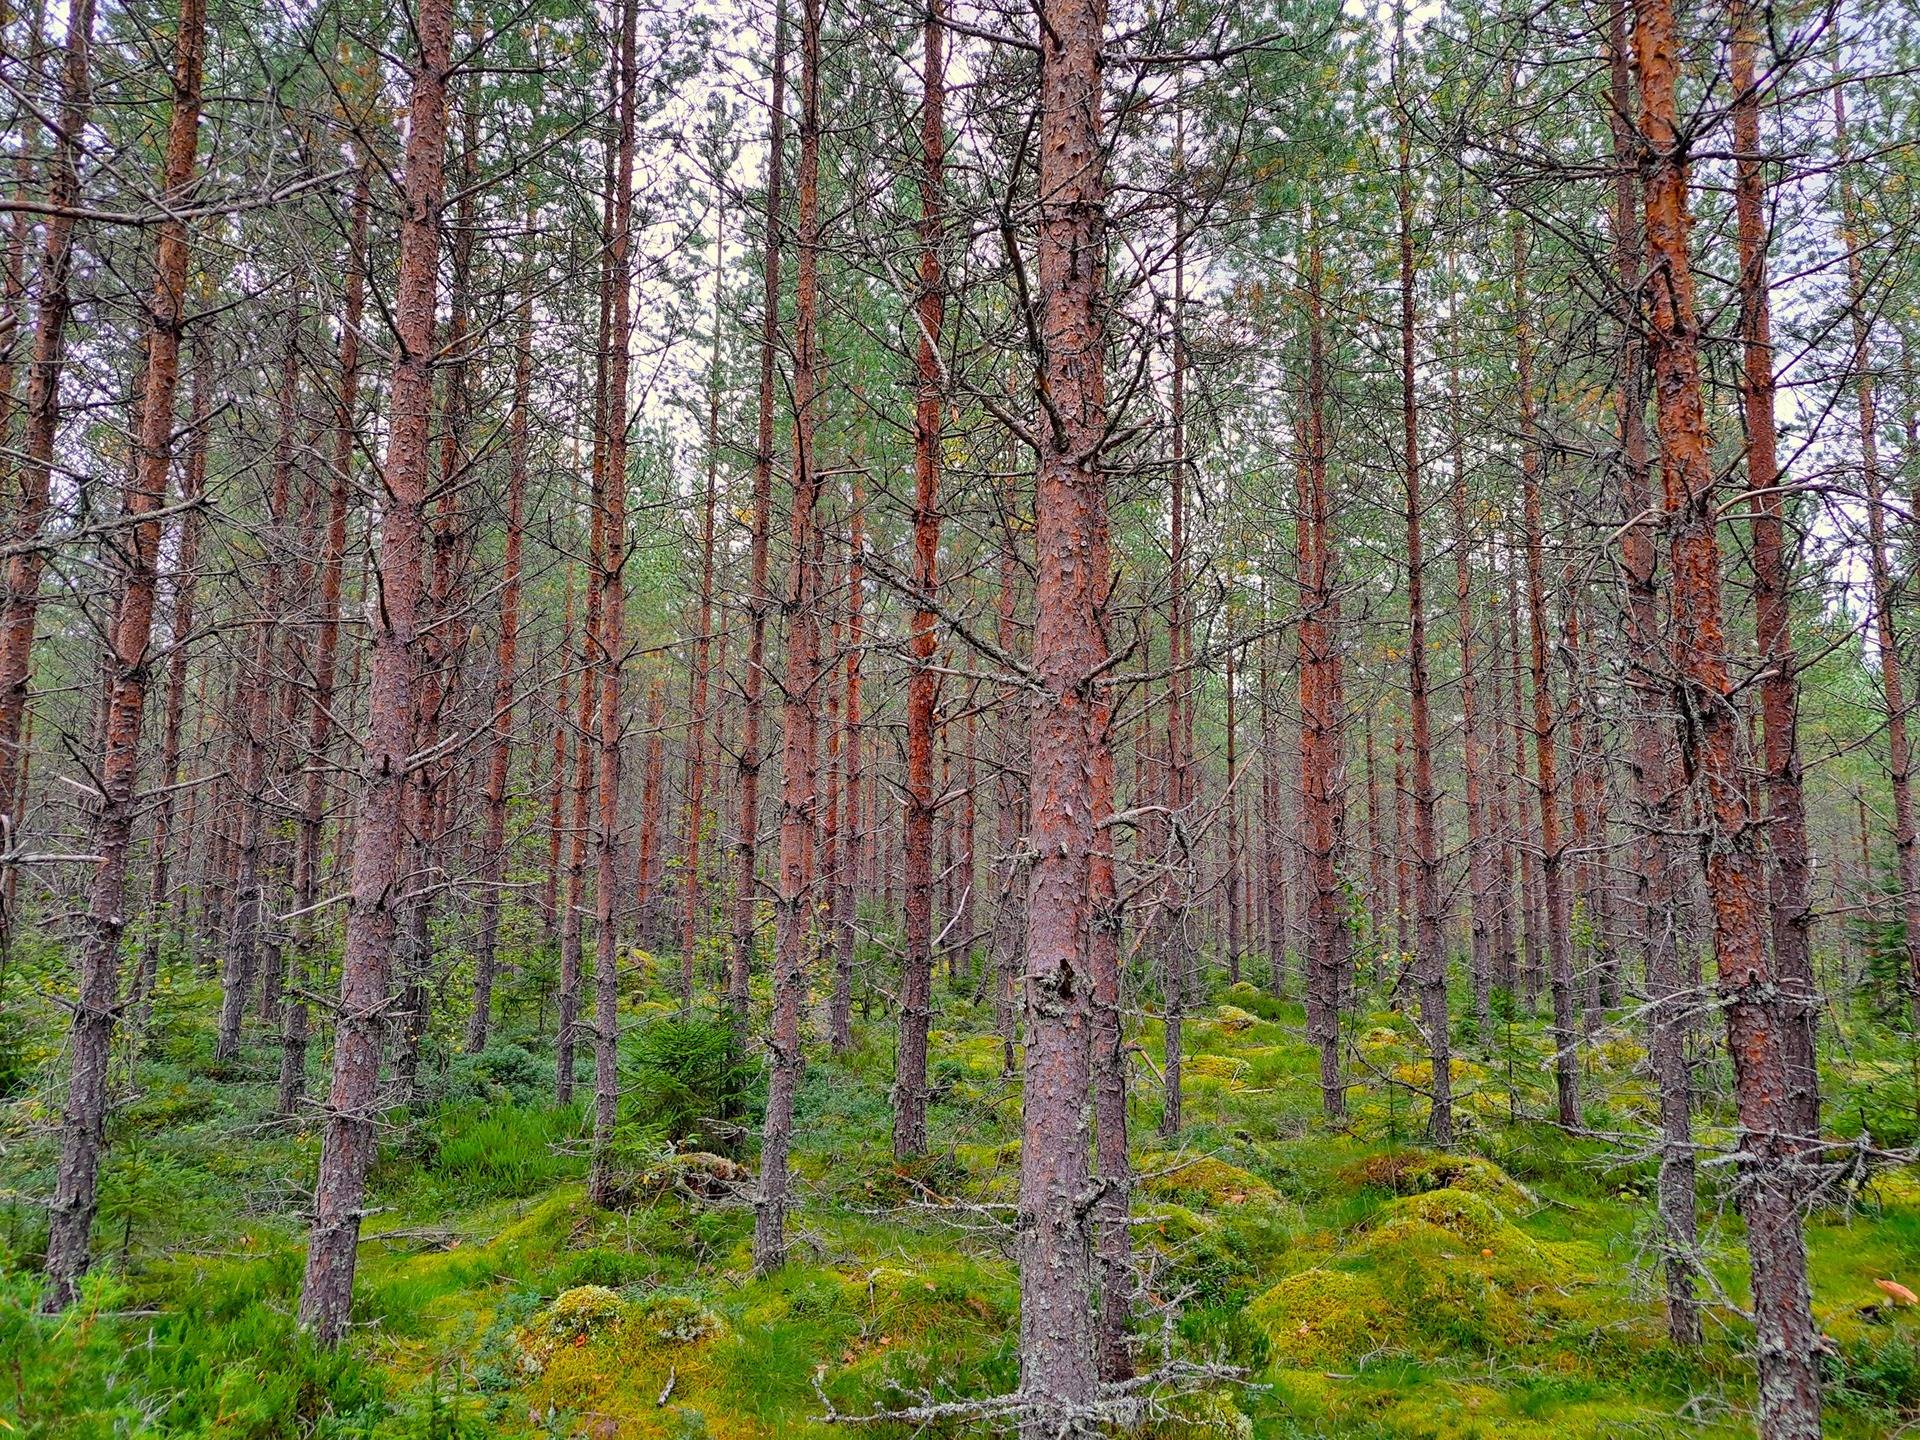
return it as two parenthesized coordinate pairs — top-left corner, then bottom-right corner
(417, 1102), (587, 1200)
(623, 1014), (759, 1151)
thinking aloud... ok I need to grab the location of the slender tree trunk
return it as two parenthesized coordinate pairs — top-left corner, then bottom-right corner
(1300, 237), (1343, 1120)
(894, 0), (945, 1159)
(681, 204), (725, 1014)
(1161, 163), (1192, 1138)
(733, 0), (788, 1026)
(989, 478), (1025, 1067)
(0, 0), (91, 854)
(559, 160), (614, 1105)
(1444, 277), (1492, 1036)
(467, 272), (532, 1054)
(40, 0), (199, 1309)
(137, 350), (210, 1018)
(280, 163), (369, 1116)
(1397, 118), (1448, 1142)
(754, 0), (824, 1274)
(1512, 217), (1579, 1128)
(589, 0), (639, 1208)
(299, 0), (452, 1340)
(1836, 77), (1907, 1101)
(218, 308), (299, 1063)
(1635, 2), (1821, 1427)
(830, 471), (865, 1050)
(544, 573), (575, 938)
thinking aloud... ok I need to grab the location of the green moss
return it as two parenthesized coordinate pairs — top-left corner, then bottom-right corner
(1139, 1151), (1277, 1206)
(1246, 1266), (1390, 1366)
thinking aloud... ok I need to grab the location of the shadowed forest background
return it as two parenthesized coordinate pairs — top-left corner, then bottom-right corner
(4, 0), (1920, 1433)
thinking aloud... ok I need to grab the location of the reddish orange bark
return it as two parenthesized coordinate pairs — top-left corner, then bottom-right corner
(41, 0), (199, 1309)
(1635, 0), (1820, 1424)
(895, 0), (945, 1160)
(732, 0), (788, 1024)
(754, 0), (824, 1274)
(1018, 0), (1109, 1406)
(299, 0), (452, 1340)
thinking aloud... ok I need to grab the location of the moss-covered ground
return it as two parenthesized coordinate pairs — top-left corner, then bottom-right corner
(6, 940), (1920, 1437)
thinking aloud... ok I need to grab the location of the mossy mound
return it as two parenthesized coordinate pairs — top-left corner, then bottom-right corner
(1187, 1053), (1251, 1082)
(1362, 1188), (1538, 1259)
(1135, 1201), (1219, 1250)
(539, 1283), (628, 1338)
(1140, 1151), (1275, 1206)
(1211, 1003), (1261, 1035)
(1391, 1056), (1489, 1089)
(1246, 1266), (1389, 1366)
(1341, 1150), (1536, 1213)
(1250, 1189), (1599, 1367)
(635, 1291), (727, 1344)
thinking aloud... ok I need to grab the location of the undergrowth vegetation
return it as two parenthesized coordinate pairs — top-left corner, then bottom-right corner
(5, 950), (1920, 1437)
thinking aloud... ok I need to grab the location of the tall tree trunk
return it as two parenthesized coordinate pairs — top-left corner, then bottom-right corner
(467, 268), (532, 1054)
(1161, 163), (1191, 1138)
(733, 0), (788, 1026)
(1397, 110), (1449, 1141)
(1512, 217), (1579, 1128)
(0, 0), (91, 860)
(40, 0), (199, 1309)
(544, 573), (575, 938)
(1444, 277), (1492, 1035)
(681, 203), (725, 1014)
(1300, 236), (1343, 1120)
(1018, 0), (1108, 1411)
(1610, 10), (1698, 1337)
(299, 0), (452, 1341)
(589, 0), (639, 1207)
(754, 0), (823, 1274)
(137, 349), (210, 1019)
(1836, 76), (1903, 1111)
(895, 0), (945, 1159)
(1635, 2), (1821, 1427)
(830, 470), (865, 1050)
(559, 159), (614, 1105)
(989, 475), (1025, 1067)
(281, 162), (369, 1116)
(218, 308), (299, 1062)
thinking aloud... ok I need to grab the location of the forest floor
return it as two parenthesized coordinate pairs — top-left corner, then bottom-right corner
(7, 937), (1920, 1438)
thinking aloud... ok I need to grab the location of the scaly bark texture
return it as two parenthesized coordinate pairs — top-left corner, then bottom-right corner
(1606, 2), (1697, 1344)
(1635, 0), (1821, 1427)
(40, 0), (201, 1310)
(1018, 0), (1108, 1414)
(299, 0), (452, 1340)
